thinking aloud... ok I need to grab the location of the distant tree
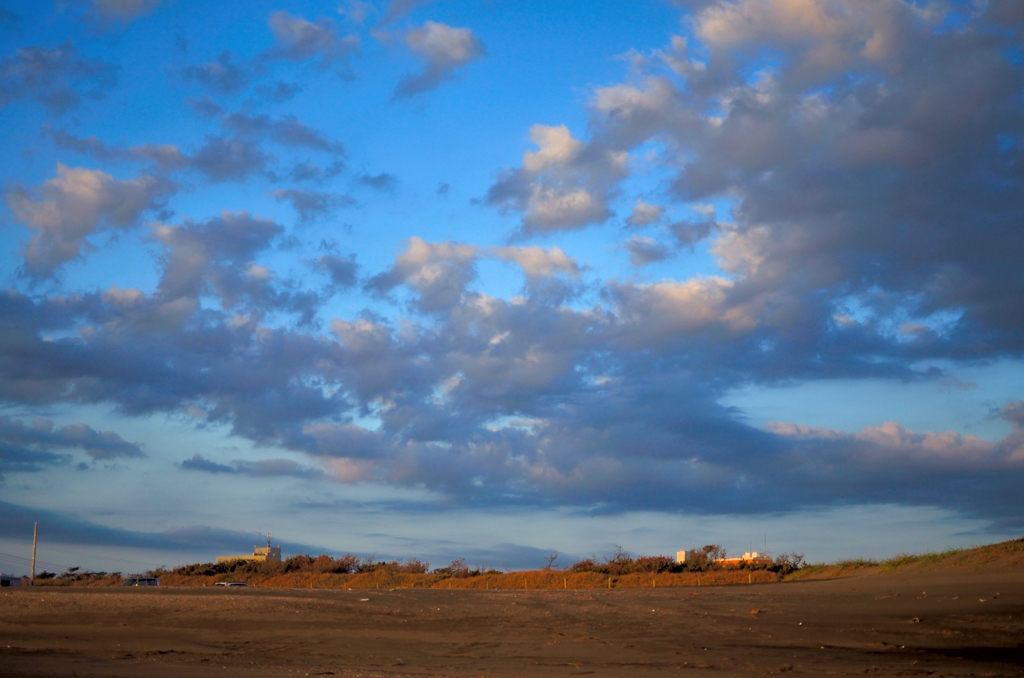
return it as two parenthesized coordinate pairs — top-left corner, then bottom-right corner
(569, 557), (599, 573)
(773, 552), (805, 574)
(544, 552), (558, 570)
(401, 559), (429, 574)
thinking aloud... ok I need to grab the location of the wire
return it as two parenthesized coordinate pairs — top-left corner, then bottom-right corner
(33, 544), (168, 568)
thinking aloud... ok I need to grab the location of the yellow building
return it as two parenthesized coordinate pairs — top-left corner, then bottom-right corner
(217, 535), (282, 564)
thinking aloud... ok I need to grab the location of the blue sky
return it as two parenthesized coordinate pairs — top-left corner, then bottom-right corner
(1, 0), (1023, 576)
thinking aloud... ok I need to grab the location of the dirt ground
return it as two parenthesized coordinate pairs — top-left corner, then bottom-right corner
(1, 565), (1021, 677)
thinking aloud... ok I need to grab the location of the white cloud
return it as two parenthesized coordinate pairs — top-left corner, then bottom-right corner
(6, 164), (172, 277)
(486, 125), (628, 234)
(367, 236), (478, 312)
(395, 21), (484, 97)
(266, 11), (359, 72)
(626, 199), (665, 227)
(491, 245), (581, 280)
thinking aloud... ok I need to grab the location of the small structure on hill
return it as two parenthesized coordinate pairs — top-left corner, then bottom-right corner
(675, 549), (697, 564)
(217, 534), (282, 564)
(717, 551), (773, 567)
(0, 573), (22, 587)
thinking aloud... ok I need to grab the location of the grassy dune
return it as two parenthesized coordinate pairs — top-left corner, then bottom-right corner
(786, 536), (1024, 580)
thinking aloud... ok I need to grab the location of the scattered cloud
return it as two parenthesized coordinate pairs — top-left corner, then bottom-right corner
(255, 80), (302, 101)
(181, 454), (324, 479)
(486, 125), (628, 235)
(0, 0), (1022, 540)
(222, 112), (346, 154)
(44, 126), (188, 172)
(358, 171), (396, 192)
(0, 416), (143, 468)
(0, 499), (330, 555)
(626, 199), (665, 227)
(338, 0), (376, 26)
(181, 50), (250, 94)
(6, 164), (174, 277)
(265, 11), (360, 74)
(88, 0), (160, 23)
(394, 21), (484, 97)
(271, 189), (355, 223)
(383, 0), (435, 24)
(189, 135), (271, 182)
(366, 236), (477, 312)
(313, 253), (359, 289)
(491, 245), (581, 280)
(0, 42), (117, 113)
(623, 235), (672, 266)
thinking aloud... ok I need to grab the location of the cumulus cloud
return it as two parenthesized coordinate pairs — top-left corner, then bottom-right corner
(623, 235), (672, 267)
(357, 172), (397, 192)
(181, 51), (250, 94)
(46, 112), (341, 181)
(150, 211), (299, 314)
(0, 416), (144, 463)
(313, 254), (359, 290)
(0, 42), (117, 113)
(1, 0), (1023, 533)
(6, 164), (173, 277)
(491, 245), (581, 280)
(265, 11), (359, 74)
(626, 199), (665, 227)
(585, 0), (1024, 355)
(189, 135), (271, 181)
(367, 236), (477, 312)
(486, 125), (628, 235)
(44, 126), (188, 172)
(394, 21), (484, 97)
(222, 112), (346, 154)
(271, 189), (354, 223)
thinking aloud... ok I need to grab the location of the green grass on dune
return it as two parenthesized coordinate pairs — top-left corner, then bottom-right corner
(786, 538), (1023, 580)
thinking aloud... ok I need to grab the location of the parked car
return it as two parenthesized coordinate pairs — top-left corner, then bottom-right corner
(120, 577), (160, 587)
(214, 581), (250, 587)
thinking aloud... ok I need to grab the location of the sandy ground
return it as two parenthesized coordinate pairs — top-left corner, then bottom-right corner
(1, 567), (1021, 677)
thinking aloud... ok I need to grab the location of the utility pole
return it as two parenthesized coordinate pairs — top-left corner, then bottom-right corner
(30, 522), (38, 584)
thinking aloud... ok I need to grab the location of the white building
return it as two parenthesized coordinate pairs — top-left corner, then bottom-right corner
(675, 549), (697, 564)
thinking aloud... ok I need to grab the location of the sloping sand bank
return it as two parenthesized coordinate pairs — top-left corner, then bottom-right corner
(2, 545), (1021, 677)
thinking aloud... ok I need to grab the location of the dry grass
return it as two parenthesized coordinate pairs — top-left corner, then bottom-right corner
(786, 537), (1024, 580)
(114, 567), (780, 590)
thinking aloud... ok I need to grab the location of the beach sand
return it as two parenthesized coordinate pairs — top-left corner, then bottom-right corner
(1, 564), (1021, 677)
